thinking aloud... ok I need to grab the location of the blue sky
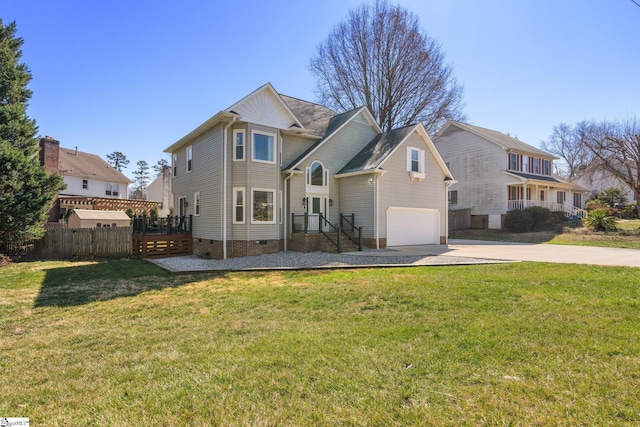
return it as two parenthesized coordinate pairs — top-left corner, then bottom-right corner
(3, 0), (639, 178)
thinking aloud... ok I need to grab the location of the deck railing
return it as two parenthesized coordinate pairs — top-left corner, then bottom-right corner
(132, 215), (192, 235)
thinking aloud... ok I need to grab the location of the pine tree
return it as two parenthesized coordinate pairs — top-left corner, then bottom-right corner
(106, 151), (129, 172)
(0, 20), (65, 247)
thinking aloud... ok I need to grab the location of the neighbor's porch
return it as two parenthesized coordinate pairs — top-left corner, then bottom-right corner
(507, 184), (588, 219)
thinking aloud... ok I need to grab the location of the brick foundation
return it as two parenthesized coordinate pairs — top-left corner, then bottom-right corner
(192, 238), (283, 259)
(362, 238), (386, 249)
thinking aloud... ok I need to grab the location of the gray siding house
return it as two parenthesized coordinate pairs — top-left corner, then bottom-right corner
(434, 121), (588, 229)
(165, 83), (454, 258)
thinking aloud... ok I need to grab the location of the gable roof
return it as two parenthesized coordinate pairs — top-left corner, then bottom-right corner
(279, 94), (337, 137)
(338, 125), (416, 174)
(436, 121), (556, 159)
(226, 82), (303, 130)
(70, 209), (131, 221)
(283, 107), (375, 171)
(59, 147), (132, 184)
(337, 123), (454, 180)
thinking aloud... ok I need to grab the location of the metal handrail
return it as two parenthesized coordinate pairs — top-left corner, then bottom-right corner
(340, 214), (362, 251)
(319, 213), (341, 253)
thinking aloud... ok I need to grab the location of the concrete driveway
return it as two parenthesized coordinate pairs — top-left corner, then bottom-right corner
(367, 239), (640, 268)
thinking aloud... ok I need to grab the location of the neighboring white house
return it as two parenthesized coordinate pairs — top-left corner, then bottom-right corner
(147, 165), (173, 216)
(67, 209), (131, 228)
(574, 165), (637, 203)
(434, 121), (588, 229)
(39, 136), (134, 222)
(164, 82), (455, 258)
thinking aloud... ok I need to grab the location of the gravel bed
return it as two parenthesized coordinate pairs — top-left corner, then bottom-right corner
(150, 250), (505, 273)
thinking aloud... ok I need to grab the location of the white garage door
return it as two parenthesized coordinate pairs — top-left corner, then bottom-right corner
(387, 207), (440, 246)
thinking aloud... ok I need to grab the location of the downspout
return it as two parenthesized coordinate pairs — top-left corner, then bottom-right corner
(223, 115), (238, 259)
(375, 172), (379, 249)
(283, 171), (294, 251)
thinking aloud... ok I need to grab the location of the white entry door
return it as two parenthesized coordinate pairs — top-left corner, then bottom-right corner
(310, 195), (329, 232)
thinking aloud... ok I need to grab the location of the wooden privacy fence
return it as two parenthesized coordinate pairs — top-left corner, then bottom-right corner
(449, 208), (471, 232)
(34, 227), (132, 258)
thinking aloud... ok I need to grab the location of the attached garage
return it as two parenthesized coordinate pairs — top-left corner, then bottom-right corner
(386, 207), (440, 246)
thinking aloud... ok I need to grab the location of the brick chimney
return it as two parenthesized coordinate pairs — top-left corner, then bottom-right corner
(39, 136), (60, 174)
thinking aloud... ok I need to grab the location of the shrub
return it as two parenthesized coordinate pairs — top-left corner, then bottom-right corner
(621, 202), (638, 219)
(596, 187), (628, 208)
(524, 206), (554, 230)
(504, 209), (534, 233)
(584, 209), (617, 232)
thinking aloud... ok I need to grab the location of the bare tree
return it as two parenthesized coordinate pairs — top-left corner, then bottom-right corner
(541, 121), (594, 180)
(309, 0), (466, 133)
(583, 117), (640, 203)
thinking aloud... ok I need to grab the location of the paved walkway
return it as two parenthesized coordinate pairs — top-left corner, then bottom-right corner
(374, 240), (640, 268)
(151, 240), (639, 273)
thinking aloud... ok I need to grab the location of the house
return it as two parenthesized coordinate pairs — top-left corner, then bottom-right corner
(147, 165), (173, 216)
(39, 136), (158, 221)
(434, 121), (588, 229)
(574, 165), (637, 203)
(67, 209), (131, 228)
(164, 83), (454, 259)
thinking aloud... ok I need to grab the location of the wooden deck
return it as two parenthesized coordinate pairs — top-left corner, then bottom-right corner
(132, 233), (192, 259)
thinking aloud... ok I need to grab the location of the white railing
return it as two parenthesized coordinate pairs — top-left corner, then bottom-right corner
(507, 200), (587, 219)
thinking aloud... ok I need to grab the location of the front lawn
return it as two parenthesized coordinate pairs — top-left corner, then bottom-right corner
(451, 219), (640, 249)
(1, 259), (639, 425)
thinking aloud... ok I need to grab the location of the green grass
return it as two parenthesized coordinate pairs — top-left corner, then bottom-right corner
(452, 219), (640, 249)
(2, 259), (640, 425)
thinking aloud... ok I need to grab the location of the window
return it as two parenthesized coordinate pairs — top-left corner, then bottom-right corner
(308, 161), (325, 186)
(105, 183), (119, 197)
(173, 154), (178, 177)
(411, 149), (420, 172)
(542, 159), (551, 176)
(82, 179), (88, 189)
(540, 190), (545, 201)
(233, 187), (245, 224)
(532, 158), (540, 174)
(508, 153), (523, 171)
(186, 145), (193, 172)
(233, 130), (245, 161)
(573, 193), (582, 207)
(406, 147), (425, 174)
(96, 223), (102, 228)
(557, 191), (566, 204)
(522, 156), (529, 172)
(449, 190), (458, 205)
(252, 131), (275, 163)
(194, 192), (201, 216)
(252, 189), (275, 223)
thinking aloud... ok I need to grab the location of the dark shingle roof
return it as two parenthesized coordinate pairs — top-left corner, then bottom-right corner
(283, 108), (364, 171)
(338, 125), (416, 175)
(279, 94), (337, 137)
(59, 147), (132, 183)
(506, 171), (561, 183)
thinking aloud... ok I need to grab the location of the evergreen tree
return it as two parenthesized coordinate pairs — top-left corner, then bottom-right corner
(131, 160), (150, 199)
(0, 20), (65, 246)
(106, 151), (129, 172)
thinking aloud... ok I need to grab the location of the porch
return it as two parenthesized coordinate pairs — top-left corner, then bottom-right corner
(291, 213), (363, 253)
(507, 200), (588, 220)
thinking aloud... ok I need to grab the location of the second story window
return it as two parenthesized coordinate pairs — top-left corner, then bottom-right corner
(308, 161), (325, 186)
(105, 183), (120, 197)
(82, 179), (88, 189)
(543, 159), (551, 176)
(187, 146), (193, 172)
(234, 130), (245, 161)
(173, 154), (178, 177)
(508, 153), (523, 171)
(252, 131), (275, 163)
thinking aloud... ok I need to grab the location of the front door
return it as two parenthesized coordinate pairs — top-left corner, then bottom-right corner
(310, 195), (329, 232)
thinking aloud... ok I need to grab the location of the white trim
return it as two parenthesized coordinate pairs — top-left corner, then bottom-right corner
(194, 191), (201, 216)
(279, 190), (283, 224)
(251, 188), (276, 224)
(186, 145), (193, 173)
(172, 153), (178, 177)
(232, 187), (245, 224)
(251, 130), (277, 164)
(233, 129), (245, 161)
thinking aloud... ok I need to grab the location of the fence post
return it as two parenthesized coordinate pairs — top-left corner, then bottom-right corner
(304, 212), (308, 233)
(337, 226), (341, 253)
